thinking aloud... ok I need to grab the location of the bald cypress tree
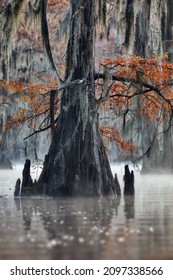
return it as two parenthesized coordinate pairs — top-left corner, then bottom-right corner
(38, 0), (120, 196)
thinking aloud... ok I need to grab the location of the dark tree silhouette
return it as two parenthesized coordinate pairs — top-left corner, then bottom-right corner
(38, 0), (120, 196)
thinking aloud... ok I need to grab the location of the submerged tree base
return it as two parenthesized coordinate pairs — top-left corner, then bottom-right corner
(15, 158), (121, 197)
(15, 0), (120, 197)
(33, 0), (121, 197)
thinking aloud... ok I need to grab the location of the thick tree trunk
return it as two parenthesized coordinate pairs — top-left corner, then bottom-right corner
(38, 0), (119, 196)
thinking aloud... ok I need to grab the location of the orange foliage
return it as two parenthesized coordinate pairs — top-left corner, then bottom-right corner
(100, 126), (136, 154)
(0, 79), (58, 94)
(101, 54), (173, 118)
(102, 55), (173, 87)
(2, 54), (173, 154)
(98, 54), (173, 153)
(0, 79), (60, 130)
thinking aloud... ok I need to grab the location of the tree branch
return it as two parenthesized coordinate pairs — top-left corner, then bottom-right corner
(23, 116), (58, 140)
(95, 72), (173, 108)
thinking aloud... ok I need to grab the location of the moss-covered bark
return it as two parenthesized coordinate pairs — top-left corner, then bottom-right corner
(38, 0), (120, 196)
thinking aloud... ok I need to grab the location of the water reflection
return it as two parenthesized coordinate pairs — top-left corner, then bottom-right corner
(16, 196), (121, 259)
(1, 169), (173, 259)
(124, 196), (135, 220)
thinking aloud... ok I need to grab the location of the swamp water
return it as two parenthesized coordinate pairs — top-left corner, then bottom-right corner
(0, 165), (173, 260)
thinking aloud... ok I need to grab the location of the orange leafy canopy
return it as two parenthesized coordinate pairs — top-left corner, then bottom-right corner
(0, 79), (59, 130)
(98, 55), (173, 153)
(100, 126), (136, 154)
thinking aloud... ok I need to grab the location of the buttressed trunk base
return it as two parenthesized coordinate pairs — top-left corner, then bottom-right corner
(38, 0), (120, 196)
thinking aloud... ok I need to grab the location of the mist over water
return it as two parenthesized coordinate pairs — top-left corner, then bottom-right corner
(0, 164), (173, 259)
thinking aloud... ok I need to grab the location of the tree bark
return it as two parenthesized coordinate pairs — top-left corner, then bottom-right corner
(14, 178), (21, 197)
(124, 165), (135, 195)
(38, 0), (120, 196)
(21, 159), (33, 195)
(162, 109), (173, 172)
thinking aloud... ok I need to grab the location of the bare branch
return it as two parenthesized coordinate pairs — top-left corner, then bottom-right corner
(23, 117), (58, 140)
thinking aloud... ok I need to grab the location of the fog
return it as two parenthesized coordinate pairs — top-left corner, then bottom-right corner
(0, 164), (173, 259)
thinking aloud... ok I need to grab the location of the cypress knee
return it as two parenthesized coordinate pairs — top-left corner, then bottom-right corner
(123, 165), (135, 195)
(21, 159), (33, 195)
(14, 178), (21, 197)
